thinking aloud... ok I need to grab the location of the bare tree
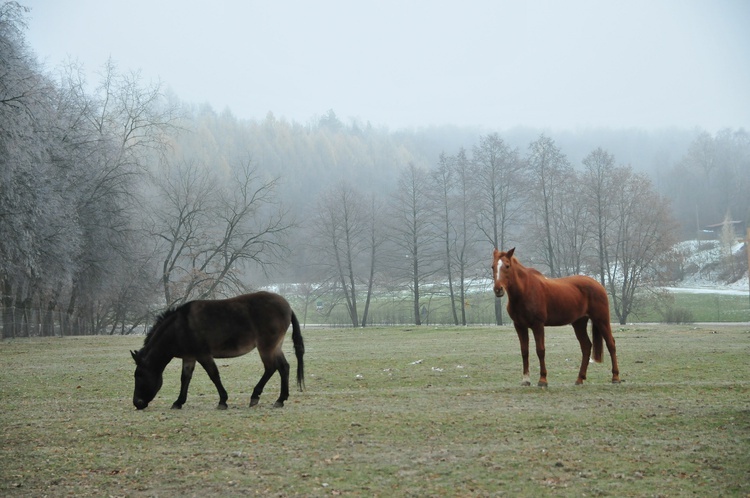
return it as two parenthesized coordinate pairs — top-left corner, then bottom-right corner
(554, 168), (592, 276)
(431, 152), (460, 325)
(387, 163), (438, 325)
(360, 193), (384, 327)
(49, 59), (180, 334)
(149, 159), (218, 306)
(526, 135), (571, 277)
(452, 148), (481, 325)
(472, 133), (525, 325)
(582, 148), (617, 285)
(604, 168), (678, 324)
(309, 182), (366, 327)
(201, 158), (291, 296)
(150, 157), (291, 307)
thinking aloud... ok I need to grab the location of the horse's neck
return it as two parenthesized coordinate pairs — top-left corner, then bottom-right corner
(143, 327), (176, 368)
(506, 263), (535, 299)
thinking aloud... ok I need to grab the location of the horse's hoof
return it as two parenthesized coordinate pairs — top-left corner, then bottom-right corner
(171, 403), (182, 410)
(521, 381), (531, 386)
(575, 379), (584, 385)
(273, 401), (284, 408)
(249, 398), (259, 407)
(217, 403), (228, 410)
(612, 379), (622, 384)
(537, 381), (548, 388)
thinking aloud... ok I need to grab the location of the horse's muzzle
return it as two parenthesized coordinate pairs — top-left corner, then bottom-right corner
(133, 398), (148, 410)
(494, 286), (505, 298)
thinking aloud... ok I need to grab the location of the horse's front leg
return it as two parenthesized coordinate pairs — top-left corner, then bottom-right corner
(531, 324), (547, 387)
(514, 324), (531, 386)
(198, 357), (229, 410)
(172, 359), (196, 409)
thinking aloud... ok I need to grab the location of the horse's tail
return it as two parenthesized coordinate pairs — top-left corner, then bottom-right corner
(591, 322), (604, 363)
(588, 278), (610, 363)
(291, 311), (305, 391)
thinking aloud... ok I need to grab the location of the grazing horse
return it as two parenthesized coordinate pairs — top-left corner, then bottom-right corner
(131, 291), (304, 410)
(492, 248), (620, 386)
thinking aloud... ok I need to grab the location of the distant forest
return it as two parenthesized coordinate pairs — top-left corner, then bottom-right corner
(2, 3), (748, 336)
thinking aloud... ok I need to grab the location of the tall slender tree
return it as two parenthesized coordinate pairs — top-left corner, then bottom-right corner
(582, 148), (617, 285)
(431, 153), (459, 324)
(310, 182), (367, 327)
(526, 135), (570, 277)
(472, 133), (525, 324)
(387, 163), (438, 325)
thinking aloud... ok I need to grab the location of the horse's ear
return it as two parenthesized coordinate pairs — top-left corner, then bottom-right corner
(507, 247), (515, 259)
(131, 350), (140, 364)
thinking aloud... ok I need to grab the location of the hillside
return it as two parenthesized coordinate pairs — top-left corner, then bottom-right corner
(668, 239), (749, 295)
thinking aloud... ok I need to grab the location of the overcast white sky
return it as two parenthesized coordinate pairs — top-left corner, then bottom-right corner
(20, 0), (750, 132)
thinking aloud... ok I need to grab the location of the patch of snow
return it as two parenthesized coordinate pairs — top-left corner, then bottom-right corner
(668, 239), (749, 295)
(663, 286), (748, 296)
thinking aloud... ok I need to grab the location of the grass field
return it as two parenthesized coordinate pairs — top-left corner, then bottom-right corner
(1, 324), (749, 497)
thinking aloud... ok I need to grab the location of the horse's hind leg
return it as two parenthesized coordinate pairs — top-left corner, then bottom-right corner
(197, 357), (229, 409)
(250, 364), (276, 407)
(251, 351), (290, 408)
(596, 321), (621, 384)
(572, 318), (592, 385)
(274, 354), (291, 408)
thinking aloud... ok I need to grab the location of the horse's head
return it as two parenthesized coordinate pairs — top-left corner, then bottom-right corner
(131, 349), (163, 410)
(492, 247), (515, 297)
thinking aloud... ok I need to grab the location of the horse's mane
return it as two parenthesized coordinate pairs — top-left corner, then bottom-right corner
(510, 256), (544, 277)
(143, 307), (180, 347)
(527, 266), (545, 277)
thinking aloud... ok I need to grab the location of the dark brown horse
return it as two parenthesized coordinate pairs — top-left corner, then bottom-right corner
(131, 291), (304, 410)
(492, 248), (620, 386)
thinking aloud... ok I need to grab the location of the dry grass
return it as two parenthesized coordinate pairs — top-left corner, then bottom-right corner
(1, 324), (749, 496)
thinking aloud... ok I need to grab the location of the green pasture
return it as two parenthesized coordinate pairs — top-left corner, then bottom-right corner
(1, 324), (749, 497)
(653, 291), (750, 323)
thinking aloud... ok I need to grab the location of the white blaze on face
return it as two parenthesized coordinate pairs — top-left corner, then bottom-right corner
(495, 259), (501, 283)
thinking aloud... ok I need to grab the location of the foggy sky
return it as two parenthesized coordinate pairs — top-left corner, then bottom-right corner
(21, 0), (750, 132)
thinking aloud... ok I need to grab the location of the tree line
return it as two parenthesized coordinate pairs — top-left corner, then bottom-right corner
(1, 4), (746, 336)
(303, 134), (678, 328)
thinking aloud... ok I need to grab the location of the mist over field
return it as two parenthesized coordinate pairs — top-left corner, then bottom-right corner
(2, 1), (749, 336)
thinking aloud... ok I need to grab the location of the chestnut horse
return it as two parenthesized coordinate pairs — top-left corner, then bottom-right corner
(492, 248), (620, 386)
(131, 291), (304, 410)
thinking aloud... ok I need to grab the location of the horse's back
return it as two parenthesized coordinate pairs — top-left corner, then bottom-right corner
(186, 292), (293, 358)
(541, 275), (609, 325)
(567, 275), (609, 309)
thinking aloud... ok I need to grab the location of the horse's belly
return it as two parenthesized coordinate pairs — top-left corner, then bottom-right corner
(211, 338), (257, 358)
(546, 316), (579, 327)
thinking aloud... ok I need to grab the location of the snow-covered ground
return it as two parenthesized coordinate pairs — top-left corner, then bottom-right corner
(666, 239), (749, 296)
(663, 284), (748, 296)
